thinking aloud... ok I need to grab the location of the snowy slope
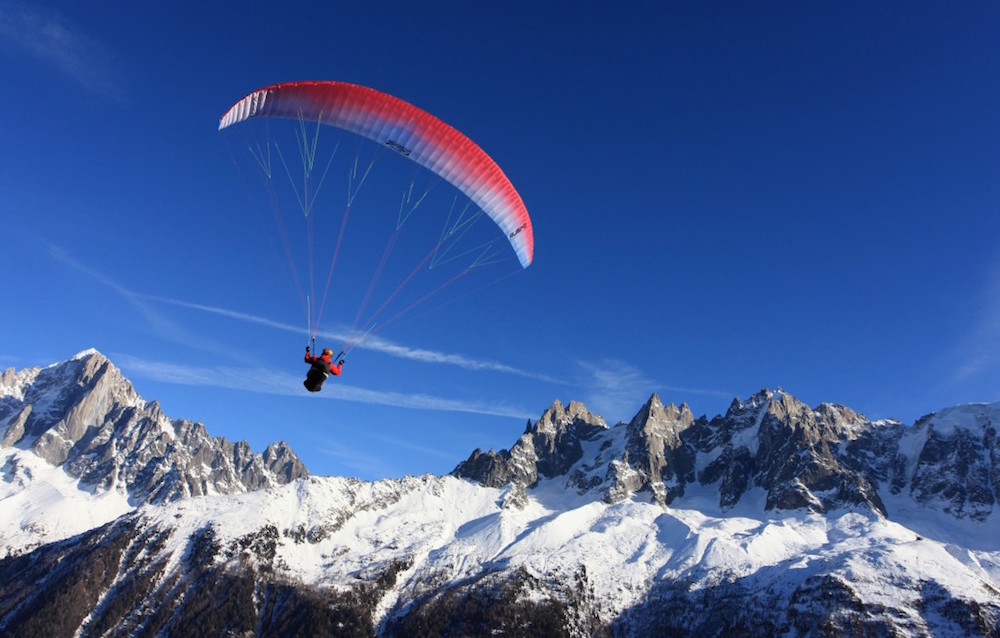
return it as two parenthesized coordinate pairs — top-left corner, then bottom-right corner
(0, 445), (133, 558)
(63, 470), (997, 634)
(3, 353), (1000, 636)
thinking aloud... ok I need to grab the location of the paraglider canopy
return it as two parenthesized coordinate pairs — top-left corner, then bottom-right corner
(219, 81), (533, 268)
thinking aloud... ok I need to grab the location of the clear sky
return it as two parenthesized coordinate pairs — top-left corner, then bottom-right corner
(2, 2), (998, 480)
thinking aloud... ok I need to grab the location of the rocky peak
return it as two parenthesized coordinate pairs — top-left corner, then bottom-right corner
(453, 399), (607, 491)
(1, 351), (308, 504)
(528, 399), (606, 479)
(626, 394), (694, 449)
(263, 441), (308, 482)
(1, 365), (41, 402)
(605, 394), (698, 505)
(764, 390), (810, 420)
(726, 388), (774, 417)
(534, 399), (606, 435)
(2, 351), (142, 461)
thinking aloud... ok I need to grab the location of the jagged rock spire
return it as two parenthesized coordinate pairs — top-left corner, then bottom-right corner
(452, 399), (607, 491)
(1, 350), (308, 504)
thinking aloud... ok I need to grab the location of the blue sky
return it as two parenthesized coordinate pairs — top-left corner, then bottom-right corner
(1, 2), (998, 480)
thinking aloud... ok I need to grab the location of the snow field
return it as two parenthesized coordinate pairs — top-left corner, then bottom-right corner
(0, 447), (133, 558)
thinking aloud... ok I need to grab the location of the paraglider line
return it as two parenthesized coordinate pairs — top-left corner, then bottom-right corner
(386, 267), (521, 331)
(397, 173), (436, 229)
(351, 175), (439, 332)
(223, 132), (309, 322)
(294, 112), (339, 217)
(377, 239), (513, 332)
(340, 321), (378, 357)
(346, 144), (381, 209)
(431, 203), (485, 268)
(247, 141), (272, 178)
(313, 201), (354, 336)
(274, 143), (307, 217)
(306, 295), (313, 347)
(351, 226), (401, 334)
(377, 268), (471, 332)
(431, 238), (501, 270)
(354, 229), (456, 330)
(272, 113), (342, 339)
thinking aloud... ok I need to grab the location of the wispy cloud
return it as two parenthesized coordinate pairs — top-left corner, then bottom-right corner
(43, 244), (247, 362)
(360, 335), (563, 383)
(949, 257), (1000, 385)
(315, 426), (468, 479)
(0, 2), (126, 101)
(142, 294), (564, 383)
(366, 432), (463, 462)
(657, 384), (736, 401)
(111, 353), (535, 419)
(578, 359), (656, 423)
(313, 438), (398, 479)
(577, 358), (733, 423)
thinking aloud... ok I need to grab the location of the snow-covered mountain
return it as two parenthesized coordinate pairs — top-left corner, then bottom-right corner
(2, 352), (999, 636)
(0, 350), (307, 555)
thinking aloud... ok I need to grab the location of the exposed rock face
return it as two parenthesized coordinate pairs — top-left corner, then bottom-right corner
(0, 350), (308, 504)
(532, 400), (608, 477)
(453, 388), (1000, 522)
(620, 395), (696, 505)
(906, 407), (999, 521)
(453, 400), (606, 490)
(749, 391), (887, 515)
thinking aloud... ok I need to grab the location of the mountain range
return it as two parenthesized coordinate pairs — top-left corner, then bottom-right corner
(1, 350), (998, 636)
